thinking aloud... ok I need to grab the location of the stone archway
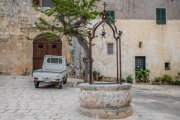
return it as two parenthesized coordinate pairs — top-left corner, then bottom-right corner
(33, 33), (62, 70)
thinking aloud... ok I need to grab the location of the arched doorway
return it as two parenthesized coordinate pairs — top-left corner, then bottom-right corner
(33, 34), (62, 70)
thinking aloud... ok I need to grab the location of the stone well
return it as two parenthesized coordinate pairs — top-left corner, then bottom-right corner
(78, 83), (133, 119)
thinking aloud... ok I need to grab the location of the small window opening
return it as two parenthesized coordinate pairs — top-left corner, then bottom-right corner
(38, 45), (43, 48)
(52, 45), (57, 48)
(107, 43), (114, 54)
(165, 63), (170, 70)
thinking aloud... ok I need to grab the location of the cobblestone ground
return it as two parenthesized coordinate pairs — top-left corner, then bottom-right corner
(0, 75), (180, 120)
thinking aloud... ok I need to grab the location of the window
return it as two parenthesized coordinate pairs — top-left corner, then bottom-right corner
(107, 10), (115, 24)
(107, 43), (114, 54)
(33, 0), (40, 6)
(33, 0), (54, 7)
(38, 45), (43, 48)
(135, 56), (146, 70)
(47, 58), (62, 64)
(52, 45), (57, 48)
(156, 8), (166, 24)
(165, 63), (170, 70)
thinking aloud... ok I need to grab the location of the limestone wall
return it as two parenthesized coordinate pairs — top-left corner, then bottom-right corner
(0, 0), (69, 75)
(0, 0), (180, 81)
(91, 0), (180, 80)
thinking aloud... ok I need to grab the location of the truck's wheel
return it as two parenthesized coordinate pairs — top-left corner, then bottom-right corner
(34, 81), (39, 88)
(63, 76), (67, 84)
(59, 85), (62, 89)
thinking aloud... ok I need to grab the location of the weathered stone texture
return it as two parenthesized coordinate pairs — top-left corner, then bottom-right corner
(91, 0), (180, 81)
(0, 0), (69, 75)
(78, 83), (133, 119)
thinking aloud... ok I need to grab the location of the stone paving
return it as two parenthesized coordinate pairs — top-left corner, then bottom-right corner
(0, 75), (180, 120)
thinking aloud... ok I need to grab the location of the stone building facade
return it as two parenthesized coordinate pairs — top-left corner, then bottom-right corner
(92, 0), (180, 81)
(0, 0), (70, 75)
(0, 0), (180, 82)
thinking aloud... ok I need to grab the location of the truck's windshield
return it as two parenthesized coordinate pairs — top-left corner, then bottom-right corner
(47, 58), (62, 64)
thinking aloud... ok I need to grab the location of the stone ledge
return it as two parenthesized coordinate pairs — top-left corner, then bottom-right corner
(78, 83), (132, 90)
(78, 105), (133, 119)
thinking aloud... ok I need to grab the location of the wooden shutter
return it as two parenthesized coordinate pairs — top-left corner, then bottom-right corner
(107, 44), (113, 54)
(161, 9), (166, 24)
(156, 9), (161, 24)
(33, 0), (40, 6)
(156, 8), (166, 24)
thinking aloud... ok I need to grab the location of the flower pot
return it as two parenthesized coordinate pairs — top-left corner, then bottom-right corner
(127, 81), (132, 84)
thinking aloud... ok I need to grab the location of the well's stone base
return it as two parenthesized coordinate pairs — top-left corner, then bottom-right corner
(78, 105), (133, 119)
(78, 83), (133, 119)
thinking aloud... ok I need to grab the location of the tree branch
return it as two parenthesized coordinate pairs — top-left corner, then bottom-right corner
(70, 16), (87, 28)
(58, 15), (67, 25)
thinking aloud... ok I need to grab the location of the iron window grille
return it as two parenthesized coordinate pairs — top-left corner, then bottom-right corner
(135, 56), (146, 70)
(107, 43), (114, 55)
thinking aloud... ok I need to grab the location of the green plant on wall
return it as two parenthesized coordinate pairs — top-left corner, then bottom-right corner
(135, 67), (150, 82)
(126, 75), (133, 83)
(154, 77), (162, 83)
(162, 74), (172, 84)
(93, 69), (103, 81)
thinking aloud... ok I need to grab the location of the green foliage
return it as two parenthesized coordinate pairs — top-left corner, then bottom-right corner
(29, 0), (100, 43)
(93, 69), (103, 81)
(82, 69), (85, 77)
(154, 77), (162, 83)
(27, 32), (60, 41)
(162, 74), (172, 83)
(126, 75), (133, 82)
(135, 67), (150, 82)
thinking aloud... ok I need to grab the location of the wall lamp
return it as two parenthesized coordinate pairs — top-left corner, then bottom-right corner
(139, 42), (142, 48)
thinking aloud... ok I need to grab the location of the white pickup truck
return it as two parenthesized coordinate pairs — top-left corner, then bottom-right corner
(33, 55), (69, 89)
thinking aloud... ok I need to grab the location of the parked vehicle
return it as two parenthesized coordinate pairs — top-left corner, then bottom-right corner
(33, 55), (69, 89)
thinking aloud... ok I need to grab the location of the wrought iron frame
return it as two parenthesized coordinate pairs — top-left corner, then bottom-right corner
(88, 2), (123, 84)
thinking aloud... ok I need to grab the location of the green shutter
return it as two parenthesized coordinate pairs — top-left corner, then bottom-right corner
(156, 9), (161, 24)
(107, 10), (115, 24)
(161, 9), (166, 24)
(156, 8), (166, 24)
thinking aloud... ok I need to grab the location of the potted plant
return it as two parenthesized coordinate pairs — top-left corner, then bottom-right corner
(98, 75), (104, 81)
(126, 75), (133, 83)
(153, 77), (162, 85)
(135, 67), (150, 83)
(162, 74), (172, 85)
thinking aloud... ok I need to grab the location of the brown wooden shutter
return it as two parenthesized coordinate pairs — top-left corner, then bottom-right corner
(33, 0), (40, 6)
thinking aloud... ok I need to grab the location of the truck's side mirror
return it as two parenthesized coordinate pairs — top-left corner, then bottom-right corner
(66, 63), (70, 66)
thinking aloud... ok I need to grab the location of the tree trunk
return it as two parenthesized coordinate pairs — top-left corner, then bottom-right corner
(75, 33), (90, 83)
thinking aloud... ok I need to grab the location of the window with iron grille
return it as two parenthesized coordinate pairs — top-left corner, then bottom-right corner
(33, 0), (54, 7)
(107, 44), (114, 55)
(156, 8), (166, 24)
(107, 10), (115, 24)
(135, 56), (146, 70)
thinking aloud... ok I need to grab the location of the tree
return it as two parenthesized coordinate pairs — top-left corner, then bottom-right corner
(28, 0), (100, 82)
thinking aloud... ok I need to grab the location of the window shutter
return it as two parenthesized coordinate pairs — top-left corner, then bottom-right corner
(161, 9), (166, 24)
(156, 9), (161, 24)
(156, 8), (166, 24)
(107, 44), (113, 54)
(42, 0), (55, 7)
(33, 0), (40, 6)
(107, 10), (115, 24)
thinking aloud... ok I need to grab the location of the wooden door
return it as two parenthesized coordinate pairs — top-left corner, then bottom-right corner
(33, 39), (62, 70)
